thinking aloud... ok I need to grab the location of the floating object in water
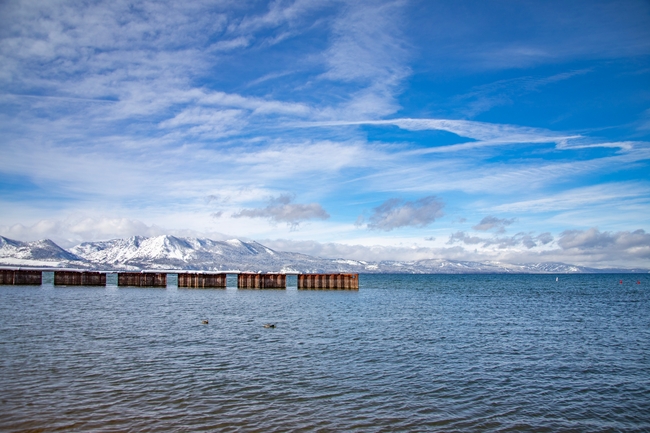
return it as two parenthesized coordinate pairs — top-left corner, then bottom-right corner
(263, 323), (275, 328)
(620, 280), (623, 284)
(201, 320), (209, 325)
(638, 281), (641, 284)
(556, 277), (558, 282)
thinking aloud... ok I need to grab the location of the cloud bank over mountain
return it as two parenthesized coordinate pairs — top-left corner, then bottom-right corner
(1, 235), (646, 274)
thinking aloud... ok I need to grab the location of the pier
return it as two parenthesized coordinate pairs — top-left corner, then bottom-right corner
(298, 273), (359, 290)
(0, 269), (42, 285)
(117, 272), (167, 287)
(54, 271), (106, 286)
(178, 272), (226, 288)
(238, 273), (286, 289)
(0, 268), (360, 290)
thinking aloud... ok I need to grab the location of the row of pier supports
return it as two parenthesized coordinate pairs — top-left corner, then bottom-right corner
(0, 270), (359, 289)
(0, 269), (42, 285)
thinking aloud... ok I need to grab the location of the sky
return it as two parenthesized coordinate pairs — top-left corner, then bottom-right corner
(1, 0), (649, 268)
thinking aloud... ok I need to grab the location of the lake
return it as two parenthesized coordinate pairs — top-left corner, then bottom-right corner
(1, 273), (649, 432)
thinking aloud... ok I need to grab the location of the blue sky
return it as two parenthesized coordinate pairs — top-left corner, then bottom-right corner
(1, 0), (649, 268)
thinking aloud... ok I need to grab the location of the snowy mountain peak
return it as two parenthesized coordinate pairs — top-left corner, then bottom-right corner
(0, 236), (83, 262)
(0, 236), (22, 248)
(1, 235), (646, 273)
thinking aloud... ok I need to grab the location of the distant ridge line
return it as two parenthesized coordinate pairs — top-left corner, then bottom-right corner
(1, 235), (648, 274)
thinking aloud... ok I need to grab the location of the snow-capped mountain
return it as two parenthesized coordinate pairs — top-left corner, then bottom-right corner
(0, 235), (646, 273)
(69, 235), (326, 272)
(0, 236), (86, 267)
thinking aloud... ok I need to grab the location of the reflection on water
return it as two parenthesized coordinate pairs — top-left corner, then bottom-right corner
(1, 274), (649, 432)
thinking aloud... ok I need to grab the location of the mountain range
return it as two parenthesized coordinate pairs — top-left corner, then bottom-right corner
(0, 235), (646, 273)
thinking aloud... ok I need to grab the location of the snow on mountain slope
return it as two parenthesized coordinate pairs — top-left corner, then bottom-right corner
(1, 235), (646, 273)
(71, 235), (200, 264)
(0, 236), (84, 262)
(69, 235), (329, 271)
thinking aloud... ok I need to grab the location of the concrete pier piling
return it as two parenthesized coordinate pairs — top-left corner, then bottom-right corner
(54, 271), (106, 286)
(237, 273), (286, 289)
(178, 272), (226, 288)
(0, 269), (42, 285)
(118, 272), (167, 287)
(298, 273), (359, 290)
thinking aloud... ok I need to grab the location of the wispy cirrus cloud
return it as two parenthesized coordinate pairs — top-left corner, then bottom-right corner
(409, 1), (650, 71)
(453, 69), (592, 117)
(491, 182), (650, 213)
(307, 118), (648, 154)
(319, 0), (410, 118)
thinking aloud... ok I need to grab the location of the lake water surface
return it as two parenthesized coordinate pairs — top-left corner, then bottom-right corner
(1, 274), (649, 432)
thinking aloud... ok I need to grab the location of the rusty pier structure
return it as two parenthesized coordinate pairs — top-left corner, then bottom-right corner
(54, 271), (106, 286)
(298, 273), (359, 290)
(117, 272), (167, 288)
(0, 269), (42, 285)
(237, 273), (286, 289)
(1, 268), (361, 290)
(178, 272), (227, 288)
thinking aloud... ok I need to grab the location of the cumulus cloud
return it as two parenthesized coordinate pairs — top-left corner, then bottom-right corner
(444, 226), (650, 266)
(232, 194), (330, 229)
(448, 231), (486, 245)
(0, 217), (233, 248)
(259, 230), (648, 269)
(558, 228), (650, 254)
(361, 196), (445, 231)
(472, 216), (516, 232)
(448, 231), (554, 249)
(260, 238), (442, 262)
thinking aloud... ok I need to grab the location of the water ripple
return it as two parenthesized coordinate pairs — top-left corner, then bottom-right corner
(1, 274), (649, 431)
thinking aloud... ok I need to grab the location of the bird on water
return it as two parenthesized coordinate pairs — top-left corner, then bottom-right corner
(202, 320), (209, 324)
(263, 323), (275, 328)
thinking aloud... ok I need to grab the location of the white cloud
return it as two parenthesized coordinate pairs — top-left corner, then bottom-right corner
(232, 0), (328, 35)
(209, 37), (250, 52)
(2, 218), (167, 247)
(452, 69), (593, 117)
(261, 238), (442, 262)
(447, 231), (554, 250)
(361, 196), (445, 231)
(413, 1), (650, 71)
(319, 0), (410, 118)
(304, 118), (650, 157)
(0, 1), (647, 271)
(323, 1), (408, 83)
(232, 194), (330, 229)
(472, 216), (516, 232)
(558, 227), (650, 252)
(492, 182), (650, 213)
(2, 218), (648, 269)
